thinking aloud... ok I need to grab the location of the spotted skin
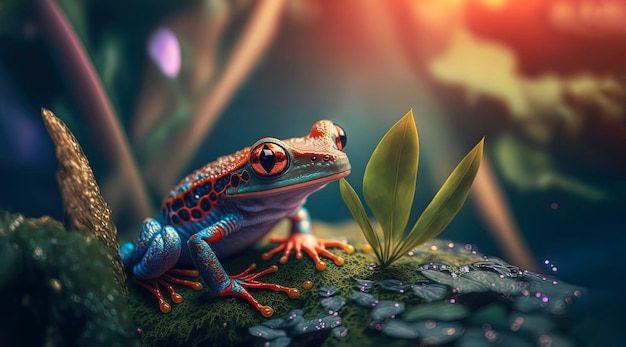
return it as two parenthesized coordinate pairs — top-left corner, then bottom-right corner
(120, 120), (355, 317)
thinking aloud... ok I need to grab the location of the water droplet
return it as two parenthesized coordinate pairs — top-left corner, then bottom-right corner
(49, 278), (62, 292)
(32, 247), (45, 260)
(353, 278), (374, 292)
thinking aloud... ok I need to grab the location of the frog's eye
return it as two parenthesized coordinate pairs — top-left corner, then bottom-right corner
(333, 124), (347, 151)
(250, 142), (289, 176)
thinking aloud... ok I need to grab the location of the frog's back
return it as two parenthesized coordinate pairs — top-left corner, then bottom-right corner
(158, 148), (250, 233)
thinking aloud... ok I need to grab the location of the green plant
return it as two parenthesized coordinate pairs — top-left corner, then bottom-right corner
(339, 110), (484, 268)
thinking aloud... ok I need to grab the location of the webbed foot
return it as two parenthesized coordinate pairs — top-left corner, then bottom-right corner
(221, 263), (300, 318)
(261, 233), (355, 271)
(133, 268), (202, 313)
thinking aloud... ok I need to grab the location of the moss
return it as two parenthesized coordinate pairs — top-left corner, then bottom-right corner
(0, 211), (137, 346)
(127, 237), (484, 346)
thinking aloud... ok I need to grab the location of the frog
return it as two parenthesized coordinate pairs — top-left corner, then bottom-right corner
(120, 120), (354, 317)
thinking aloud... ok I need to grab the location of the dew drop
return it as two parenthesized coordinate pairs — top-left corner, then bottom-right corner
(32, 247), (45, 260)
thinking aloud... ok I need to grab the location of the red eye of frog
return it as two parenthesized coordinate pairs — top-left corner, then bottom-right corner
(250, 142), (289, 176)
(333, 124), (347, 151)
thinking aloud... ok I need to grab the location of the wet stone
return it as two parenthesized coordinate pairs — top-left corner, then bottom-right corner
(403, 302), (469, 322)
(371, 301), (405, 321)
(507, 312), (555, 335)
(381, 319), (419, 339)
(419, 262), (452, 271)
(282, 310), (304, 328)
(412, 320), (464, 345)
(379, 279), (413, 293)
(468, 303), (509, 329)
(248, 325), (287, 340)
(412, 283), (449, 302)
(514, 296), (552, 313)
(472, 257), (524, 278)
(332, 326), (349, 338)
(354, 278), (374, 292)
(421, 269), (490, 293)
(526, 273), (582, 299)
(292, 314), (342, 336)
(321, 297), (347, 313)
(350, 292), (377, 307)
(319, 285), (338, 297)
(462, 270), (527, 295)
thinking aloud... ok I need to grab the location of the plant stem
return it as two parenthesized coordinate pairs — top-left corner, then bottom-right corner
(36, 0), (153, 226)
(471, 156), (540, 272)
(145, 0), (288, 195)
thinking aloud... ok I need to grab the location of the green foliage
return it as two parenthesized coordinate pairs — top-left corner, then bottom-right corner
(340, 110), (484, 268)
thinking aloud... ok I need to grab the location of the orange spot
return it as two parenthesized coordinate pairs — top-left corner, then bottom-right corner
(171, 293), (183, 304)
(362, 244), (373, 253)
(302, 280), (313, 290)
(160, 302), (172, 314)
(261, 306), (274, 318)
(288, 288), (300, 298)
(261, 252), (271, 261)
(191, 282), (203, 290)
(345, 245), (355, 254)
(315, 261), (327, 271)
(334, 257), (345, 266)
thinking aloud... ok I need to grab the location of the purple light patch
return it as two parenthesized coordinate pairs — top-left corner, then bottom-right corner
(148, 27), (181, 78)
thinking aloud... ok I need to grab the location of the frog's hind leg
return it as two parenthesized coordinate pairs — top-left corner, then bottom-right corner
(120, 218), (181, 278)
(120, 218), (201, 313)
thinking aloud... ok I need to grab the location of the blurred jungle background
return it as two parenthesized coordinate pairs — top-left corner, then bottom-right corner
(1, 0), (625, 343)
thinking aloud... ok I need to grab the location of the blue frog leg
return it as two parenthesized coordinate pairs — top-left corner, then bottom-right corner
(188, 214), (300, 318)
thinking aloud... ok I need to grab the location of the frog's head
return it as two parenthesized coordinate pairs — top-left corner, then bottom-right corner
(227, 120), (350, 197)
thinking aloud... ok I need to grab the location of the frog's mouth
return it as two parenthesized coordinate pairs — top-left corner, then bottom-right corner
(227, 170), (350, 198)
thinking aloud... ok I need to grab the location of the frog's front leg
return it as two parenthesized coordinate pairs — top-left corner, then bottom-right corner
(262, 207), (355, 271)
(121, 218), (202, 313)
(189, 217), (300, 318)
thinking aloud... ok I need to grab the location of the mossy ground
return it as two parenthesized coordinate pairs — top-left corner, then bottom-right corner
(127, 221), (484, 346)
(0, 211), (137, 346)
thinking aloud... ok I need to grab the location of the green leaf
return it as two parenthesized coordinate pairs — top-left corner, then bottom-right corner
(362, 110), (419, 261)
(338, 178), (382, 260)
(390, 138), (484, 263)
